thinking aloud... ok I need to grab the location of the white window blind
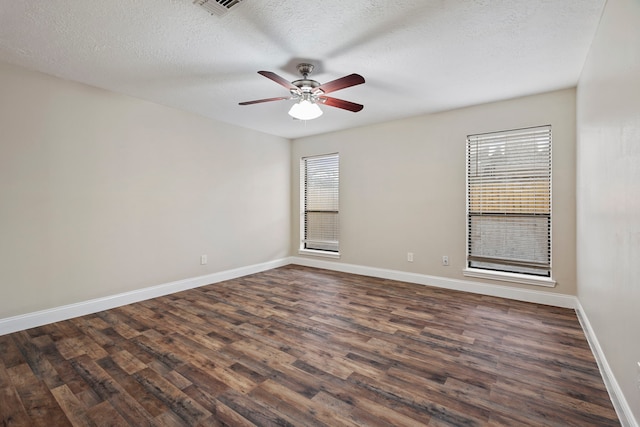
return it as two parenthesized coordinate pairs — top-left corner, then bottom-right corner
(467, 126), (551, 277)
(302, 153), (339, 252)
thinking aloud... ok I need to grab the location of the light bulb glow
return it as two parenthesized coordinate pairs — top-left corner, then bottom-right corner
(288, 100), (323, 120)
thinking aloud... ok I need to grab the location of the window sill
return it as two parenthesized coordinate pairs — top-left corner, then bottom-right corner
(463, 268), (556, 288)
(298, 249), (341, 259)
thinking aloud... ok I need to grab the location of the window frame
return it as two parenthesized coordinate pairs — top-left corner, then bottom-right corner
(464, 125), (556, 287)
(299, 153), (340, 258)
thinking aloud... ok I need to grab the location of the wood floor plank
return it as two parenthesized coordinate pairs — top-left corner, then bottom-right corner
(292, 358), (433, 424)
(96, 354), (167, 418)
(131, 367), (211, 425)
(249, 379), (328, 427)
(176, 364), (229, 399)
(212, 399), (258, 427)
(85, 400), (130, 427)
(217, 388), (293, 427)
(0, 265), (620, 426)
(311, 390), (387, 427)
(50, 384), (95, 427)
(70, 355), (157, 426)
(344, 393), (427, 427)
(0, 361), (32, 427)
(11, 331), (65, 390)
(0, 335), (26, 369)
(6, 363), (71, 427)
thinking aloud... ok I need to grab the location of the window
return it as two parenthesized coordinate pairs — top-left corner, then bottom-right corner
(466, 126), (551, 278)
(300, 153), (339, 255)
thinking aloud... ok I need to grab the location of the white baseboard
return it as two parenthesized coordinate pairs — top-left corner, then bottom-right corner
(575, 302), (638, 427)
(0, 258), (290, 336)
(289, 256), (578, 308)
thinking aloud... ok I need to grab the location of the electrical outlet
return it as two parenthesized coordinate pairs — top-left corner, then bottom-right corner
(442, 255), (449, 266)
(200, 254), (208, 265)
(407, 252), (414, 262)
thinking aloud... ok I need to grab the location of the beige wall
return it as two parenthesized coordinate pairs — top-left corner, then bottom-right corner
(292, 88), (576, 295)
(577, 0), (640, 421)
(0, 61), (291, 319)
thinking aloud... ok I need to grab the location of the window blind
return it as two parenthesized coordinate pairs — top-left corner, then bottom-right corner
(467, 126), (551, 276)
(302, 154), (339, 252)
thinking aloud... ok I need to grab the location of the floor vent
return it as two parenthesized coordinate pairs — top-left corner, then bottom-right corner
(193, 0), (244, 17)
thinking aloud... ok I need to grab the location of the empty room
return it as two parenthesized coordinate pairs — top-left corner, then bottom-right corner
(1, 0), (638, 426)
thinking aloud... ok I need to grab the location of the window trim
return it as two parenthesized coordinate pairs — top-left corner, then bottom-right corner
(465, 125), (553, 284)
(298, 248), (341, 259)
(299, 153), (340, 258)
(463, 267), (556, 287)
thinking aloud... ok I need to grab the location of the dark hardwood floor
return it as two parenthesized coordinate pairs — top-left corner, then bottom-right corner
(0, 265), (619, 426)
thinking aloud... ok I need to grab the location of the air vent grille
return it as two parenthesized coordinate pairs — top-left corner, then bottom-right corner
(193, 0), (244, 17)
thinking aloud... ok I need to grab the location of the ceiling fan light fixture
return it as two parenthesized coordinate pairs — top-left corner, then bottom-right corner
(288, 99), (323, 120)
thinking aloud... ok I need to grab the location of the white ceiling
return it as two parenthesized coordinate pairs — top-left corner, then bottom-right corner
(0, 0), (605, 139)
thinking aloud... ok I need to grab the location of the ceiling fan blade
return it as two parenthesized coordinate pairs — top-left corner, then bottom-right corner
(257, 71), (298, 91)
(239, 96), (291, 106)
(319, 96), (364, 112)
(315, 73), (365, 94)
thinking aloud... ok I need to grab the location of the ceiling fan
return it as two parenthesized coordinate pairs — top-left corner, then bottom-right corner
(239, 63), (365, 120)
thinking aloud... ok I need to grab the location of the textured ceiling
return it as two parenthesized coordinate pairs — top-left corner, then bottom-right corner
(0, 0), (605, 139)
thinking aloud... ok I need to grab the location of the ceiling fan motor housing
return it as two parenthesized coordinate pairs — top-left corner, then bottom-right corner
(292, 79), (320, 91)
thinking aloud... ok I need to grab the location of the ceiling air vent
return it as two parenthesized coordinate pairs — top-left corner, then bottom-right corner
(193, 0), (244, 17)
